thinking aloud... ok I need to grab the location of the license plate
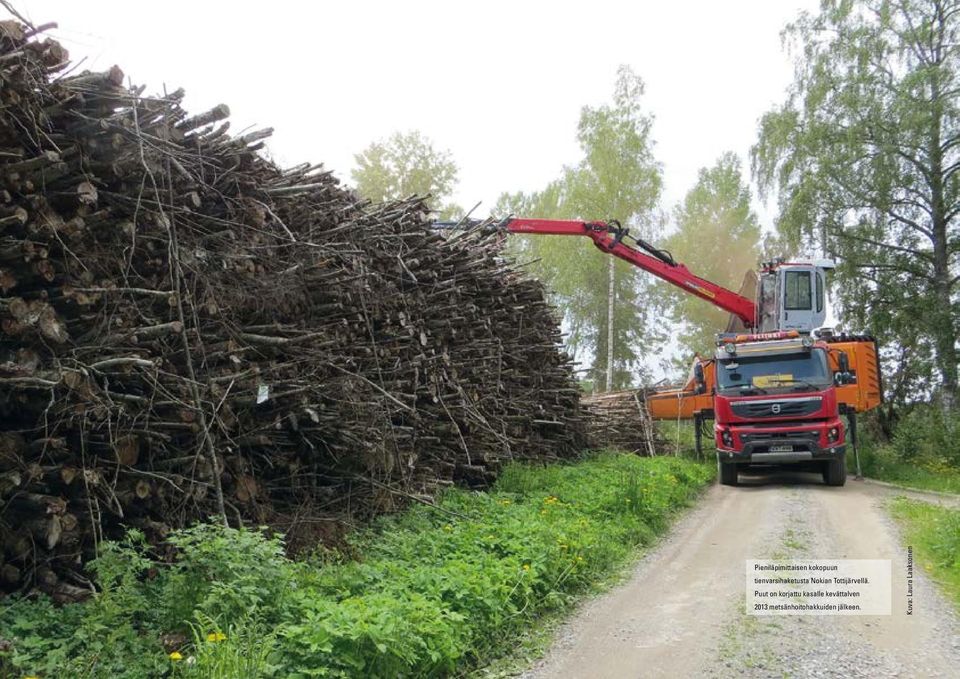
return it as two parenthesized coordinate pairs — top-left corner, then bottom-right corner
(769, 445), (794, 453)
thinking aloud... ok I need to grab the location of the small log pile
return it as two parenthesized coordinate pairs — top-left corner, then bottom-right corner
(0, 21), (586, 599)
(582, 390), (661, 455)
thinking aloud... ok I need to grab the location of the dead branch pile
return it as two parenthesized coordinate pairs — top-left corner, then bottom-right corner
(0, 22), (586, 600)
(582, 390), (661, 455)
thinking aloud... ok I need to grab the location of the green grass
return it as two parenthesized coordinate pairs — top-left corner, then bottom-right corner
(858, 446), (960, 494)
(0, 453), (713, 679)
(655, 420), (703, 459)
(888, 498), (960, 612)
(855, 403), (960, 495)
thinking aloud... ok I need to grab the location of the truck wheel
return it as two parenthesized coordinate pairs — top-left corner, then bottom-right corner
(823, 455), (847, 487)
(719, 460), (738, 486)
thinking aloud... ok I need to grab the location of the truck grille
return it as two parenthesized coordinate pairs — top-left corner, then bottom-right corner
(730, 397), (822, 419)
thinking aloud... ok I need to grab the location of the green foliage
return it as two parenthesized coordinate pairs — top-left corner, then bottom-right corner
(0, 455), (711, 678)
(890, 405), (960, 465)
(859, 445), (960, 494)
(351, 130), (462, 218)
(857, 402), (960, 492)
(0, 525), (291, 679)
(889, 498), (960, 611)
(177, 614), (278, 678)
(752, 0), (960, 399)
(495, 66), (665, 390)
(655, 420), (703, 460)
(662, 152), (762, 361)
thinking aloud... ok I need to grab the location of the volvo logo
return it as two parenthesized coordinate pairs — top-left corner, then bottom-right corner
(771, 404), (782, 414)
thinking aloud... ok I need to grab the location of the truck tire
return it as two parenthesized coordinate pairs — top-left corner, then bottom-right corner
(719, 460), (738, 486)
(823, 454), (847, 487)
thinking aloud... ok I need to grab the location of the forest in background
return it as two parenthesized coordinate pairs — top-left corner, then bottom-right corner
(351, 0), (960, 476)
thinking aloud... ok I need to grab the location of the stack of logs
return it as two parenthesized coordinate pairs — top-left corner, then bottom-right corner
(582, 390), (662, 456)
(0, 21), (586, 599)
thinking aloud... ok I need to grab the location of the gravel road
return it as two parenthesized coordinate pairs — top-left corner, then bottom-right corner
(521, 471), (960, 679)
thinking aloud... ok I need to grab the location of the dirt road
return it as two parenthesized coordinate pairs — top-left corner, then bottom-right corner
(523, 472), (960, 679)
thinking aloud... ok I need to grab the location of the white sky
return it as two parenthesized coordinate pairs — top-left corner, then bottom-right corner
(17, 0), (831, 381)
(21, 0), (819, 230)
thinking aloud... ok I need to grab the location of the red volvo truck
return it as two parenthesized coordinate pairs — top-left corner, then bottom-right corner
(707, 330), (870, 486)
(435, 218), (883, 486)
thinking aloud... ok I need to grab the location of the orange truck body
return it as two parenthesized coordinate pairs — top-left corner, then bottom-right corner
(646, 337), (882, 420)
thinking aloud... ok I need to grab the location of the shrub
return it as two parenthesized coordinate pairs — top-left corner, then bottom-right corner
(890, 404), (960, 465)
(1, 453), (712, 678)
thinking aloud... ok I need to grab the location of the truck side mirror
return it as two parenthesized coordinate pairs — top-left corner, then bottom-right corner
(694, 363), (706, 394)
(838, 352), (849, 373)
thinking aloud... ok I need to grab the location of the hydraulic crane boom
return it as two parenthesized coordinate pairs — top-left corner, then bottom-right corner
(435, 215), (882, 432)
(439, 217), (758, 328)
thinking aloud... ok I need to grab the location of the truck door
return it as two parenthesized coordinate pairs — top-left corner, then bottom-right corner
(780, 268), (816, 332)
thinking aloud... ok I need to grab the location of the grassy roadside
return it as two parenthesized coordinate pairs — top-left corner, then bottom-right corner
(888, 498), (960, 612)
(855, 404), (960, 495)
(1, 453), (713, 678)
(859, 447), (960, 495)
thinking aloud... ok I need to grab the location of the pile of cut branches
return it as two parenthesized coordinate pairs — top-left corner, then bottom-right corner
(0, 21), (585, 599)
(582, 390), (661, 456)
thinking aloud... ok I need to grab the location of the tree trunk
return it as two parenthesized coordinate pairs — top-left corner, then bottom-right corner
(927, 61), (958, 409)
(606, 256), (615, 392)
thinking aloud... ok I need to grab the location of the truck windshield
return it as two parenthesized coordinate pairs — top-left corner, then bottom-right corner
(717, 350), (830, 394)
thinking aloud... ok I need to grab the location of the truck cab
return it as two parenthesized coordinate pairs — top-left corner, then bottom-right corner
(756, 260), (834, 333)
(712, 332), (850, 486)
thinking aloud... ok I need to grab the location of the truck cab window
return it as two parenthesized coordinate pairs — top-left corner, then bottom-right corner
(759, 274), (777, 330)
(784, 270), (812, 310)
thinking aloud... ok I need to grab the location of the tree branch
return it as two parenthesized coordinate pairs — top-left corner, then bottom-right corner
(836, 230), (935, 262)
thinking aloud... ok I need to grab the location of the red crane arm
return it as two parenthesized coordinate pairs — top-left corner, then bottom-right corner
(503, 218), (758, 328)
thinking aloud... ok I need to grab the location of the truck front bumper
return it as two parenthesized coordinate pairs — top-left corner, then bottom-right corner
(717, 439), (845, 464)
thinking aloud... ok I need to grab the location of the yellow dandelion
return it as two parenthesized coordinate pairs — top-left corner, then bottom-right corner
(522, 564), (531, 571)
(169, 651), (183, 661)
(443, 524), (452, 532)
(206, 631), (227, 643)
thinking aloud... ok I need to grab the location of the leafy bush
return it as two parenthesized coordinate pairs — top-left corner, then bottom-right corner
(890, 404), (960, 465)
(0, 454), (712, 678)
(858, 403), (960, 493)
(0, 525), (290, 679)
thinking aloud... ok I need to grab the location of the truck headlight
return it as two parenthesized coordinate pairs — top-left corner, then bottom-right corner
(827, 426), (840, 442)
(721, 430), (733, 447)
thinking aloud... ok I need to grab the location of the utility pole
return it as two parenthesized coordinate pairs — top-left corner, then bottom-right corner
(606, 256), (615, 392)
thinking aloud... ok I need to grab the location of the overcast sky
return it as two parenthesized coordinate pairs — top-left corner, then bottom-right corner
(22, 0), (820, 232)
